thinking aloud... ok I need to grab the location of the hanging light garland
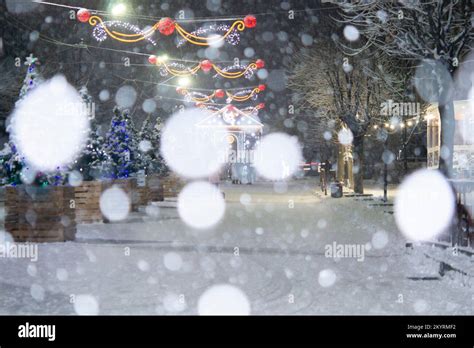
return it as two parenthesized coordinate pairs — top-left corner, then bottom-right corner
(148, 56), (265, 79)
(200, 105), (264, 128)
(243, 103), (266, 115)
(176, 88), (220, 103)
(175, 85), (266, 103)
(176, 22), (245, 48)
(76, 8), (257, 46)
(225, 85), (266, 102)
(195, 102), (265, 115)
(195, 103), (221, 112)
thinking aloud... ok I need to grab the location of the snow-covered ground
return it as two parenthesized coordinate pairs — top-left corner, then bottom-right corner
(0, 178), (472, 315)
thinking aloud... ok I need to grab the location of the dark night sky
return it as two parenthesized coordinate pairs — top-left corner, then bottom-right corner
(0, 0), (331, 141)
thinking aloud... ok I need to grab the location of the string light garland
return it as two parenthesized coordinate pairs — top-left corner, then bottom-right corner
(149, 57), (265, 79)
(76, 8), (257, 46)
(32, 4), (268, 138)
(175, 22), (248, 47)
(176, 85), (266, 103)
(176, 88), (218, 103)
(195, 102), (265, 115)
(196, 104), (264, 130)
(226, 85), (266, 102)
(372, 116), (421, 132)
(92, 18), (158, 45)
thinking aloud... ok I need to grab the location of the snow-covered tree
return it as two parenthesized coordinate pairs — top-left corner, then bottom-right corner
(136, 115), (168, 175)
(75, 118), (107, 180)
(17, 54), (43, 100)
(1, 54), (43, 185)
(337, 0), (473, 177)
(289, 41), (392, 193)
(71, 87), (107, 180)
(135, 114), (154, 174)
(103, 107), (137, 179)
(151, 116), (168, 176)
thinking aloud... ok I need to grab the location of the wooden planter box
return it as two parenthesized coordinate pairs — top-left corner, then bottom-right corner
(74, 181), (103, 224)
(69, 175), (186, 225)
(73, 179), (140, 224)
(145, 174), (185, 202)
(160, 174), (185, 199)
(100, 178), (137, 221)
(131, 179), (148, 211)
(147, 174), (164, 202)
(5, 185), (76, 243)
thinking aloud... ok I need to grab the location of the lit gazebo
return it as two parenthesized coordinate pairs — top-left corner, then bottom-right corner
(196, 105), (263, 165)
(426, 100), (474, 177)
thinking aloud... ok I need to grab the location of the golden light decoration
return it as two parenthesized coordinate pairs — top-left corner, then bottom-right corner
(176, 88), (217, 102)
(77, 9), (257, 46)
(226, 85), (266, 102)
(150, 58), (265, 79)
(194, 103), (265, 115)
(87, 15), (157, 43)
(176, 85), (266, 103)
(174, 21), (246, 46)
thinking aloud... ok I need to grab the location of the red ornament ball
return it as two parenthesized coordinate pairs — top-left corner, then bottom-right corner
(77, 8), (91, 23)
(148, 55), (157, 65)
(258, 84), (266, 92)
(255, 59), (265, 69)
(258, 103), (266, 109)
(200, 60), (213, 73)
(215, 89), (225, 98)
(158, 17), (175, 36)
(243, 15), (257, 29)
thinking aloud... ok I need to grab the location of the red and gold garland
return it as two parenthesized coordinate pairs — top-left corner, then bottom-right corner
(148, 57), (265, 79)
(77, 9), (257, 46)
(176, 85), (266, 102)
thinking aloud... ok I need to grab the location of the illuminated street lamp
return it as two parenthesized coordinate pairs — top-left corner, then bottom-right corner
(178, 77), (191, 87)
(111, 3), (127, 16)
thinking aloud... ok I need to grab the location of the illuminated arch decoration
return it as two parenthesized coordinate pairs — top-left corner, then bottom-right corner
(196, 105), (263, 131)
(195, 103), (221, 112)
(77, 9), (257, 47)
(194, 103), (265, 116)
(176, 85), (266, 103)
(195, 105), (263, 166)
(149, 58), (265, 79)
(88, 16), (158, 45)
(176, 88), (218, 103)
(225, 85), (266, 102)
(175, 20), (246, 47)
(242, 103), (266, 117)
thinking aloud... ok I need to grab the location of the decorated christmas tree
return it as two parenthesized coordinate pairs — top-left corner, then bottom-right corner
(17, 54), (43, 100)
(136, 114), (155, 174)
(129, 111), (141, 174)
(103, 107), (137, 179)
(151, 116), (168, 176)
(72, 117), (107, 180)
(72, 87), (107, 180)
(1, 54), (43, 185)
(0, 142), (22, 185)
(134, 114), (168, 175)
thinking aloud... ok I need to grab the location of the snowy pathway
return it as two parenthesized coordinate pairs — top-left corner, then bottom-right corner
(0, 179), (472, 315)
